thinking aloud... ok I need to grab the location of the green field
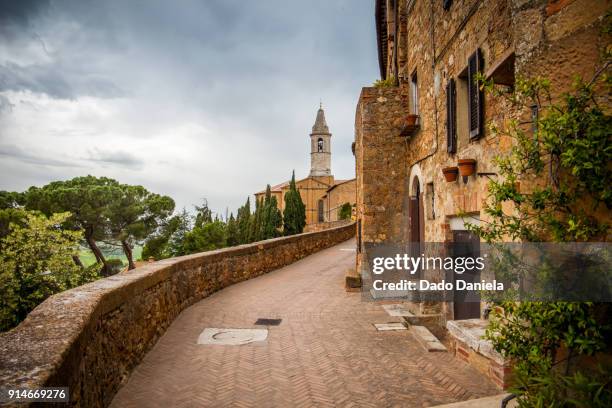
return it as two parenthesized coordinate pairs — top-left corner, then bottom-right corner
(79, 245), (143, 267)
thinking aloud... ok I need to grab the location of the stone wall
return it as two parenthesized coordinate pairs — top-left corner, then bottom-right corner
(304, 219), (353, 233)
(323, 179), (356, 222)
(368, 0), (610, 242)
(358, 0), (609, 316)
(354, 86), (409, 270)
(0, 223), (355, 408)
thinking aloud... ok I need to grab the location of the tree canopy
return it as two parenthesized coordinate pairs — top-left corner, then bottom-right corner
(24, 176), (175, 274)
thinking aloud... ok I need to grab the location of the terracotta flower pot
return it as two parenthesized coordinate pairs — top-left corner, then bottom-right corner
(442, 166), (459, 182)
(406, 114), (419, 127)
(457, 159), (477, 177)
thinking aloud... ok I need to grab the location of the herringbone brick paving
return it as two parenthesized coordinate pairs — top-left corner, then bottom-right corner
(110, 239), (498, 408)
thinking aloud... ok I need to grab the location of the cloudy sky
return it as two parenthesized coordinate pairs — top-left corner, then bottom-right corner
(0, 0), (378, 215)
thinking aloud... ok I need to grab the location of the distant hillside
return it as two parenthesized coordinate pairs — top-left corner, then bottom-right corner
(79, 245), (143, 267)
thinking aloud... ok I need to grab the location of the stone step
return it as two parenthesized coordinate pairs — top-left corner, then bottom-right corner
(402, 313), (444, 328)
(373, 322), (408, 331)
(344, 268), (362, 292)
(411, 325), (447, 352)
(381, 304), (414, 317)
(430, 393), (516, 407)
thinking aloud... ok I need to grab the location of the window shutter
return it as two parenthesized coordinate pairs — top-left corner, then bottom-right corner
(446, 78), (457, 153)
(468, 49), (484, 140)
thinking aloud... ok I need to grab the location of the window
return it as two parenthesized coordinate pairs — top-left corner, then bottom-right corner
(318, 199), (325, 223)
(410, 71), (419, 115)
(487, 50), (515, 88)
(446, 78), (457, 154)
(467, 49), (484, 140)
(317, 138), (324, 152)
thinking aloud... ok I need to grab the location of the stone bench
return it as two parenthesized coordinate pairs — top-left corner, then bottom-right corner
(446, 319), (511, 389)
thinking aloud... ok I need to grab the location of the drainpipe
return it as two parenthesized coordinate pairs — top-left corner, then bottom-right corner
(394, 0), (399, 85)
(408, 0), (439, 169)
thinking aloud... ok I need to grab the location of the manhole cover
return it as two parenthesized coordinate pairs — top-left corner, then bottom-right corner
(254, 318), (282, 326)
(198, 328), (268, 345)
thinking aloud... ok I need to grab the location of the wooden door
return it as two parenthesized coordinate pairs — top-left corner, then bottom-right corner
(452, 230), (481, 320)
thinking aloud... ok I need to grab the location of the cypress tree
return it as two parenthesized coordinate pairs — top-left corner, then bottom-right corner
(261, 185), (282, 239)
(226, 213), (239, 246)
(267, 196), (282, 237)
(249, 197), (263, 242)
(283, 171), (306, 235)
(236, 197), (251, 244)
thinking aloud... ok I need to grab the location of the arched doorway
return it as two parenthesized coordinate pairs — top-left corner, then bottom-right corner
(409, 176), (424, 244)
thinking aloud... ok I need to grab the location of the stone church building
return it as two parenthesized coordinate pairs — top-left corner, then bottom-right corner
(255, 105), (356, 226)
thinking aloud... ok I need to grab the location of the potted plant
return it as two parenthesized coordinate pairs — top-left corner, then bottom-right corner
(442, 166), (459, 182)
(406, 114), (419, 127)
(457, 159), (477, 177)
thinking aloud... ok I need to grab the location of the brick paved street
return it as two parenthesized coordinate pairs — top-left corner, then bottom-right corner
(111, 239), (498, 407)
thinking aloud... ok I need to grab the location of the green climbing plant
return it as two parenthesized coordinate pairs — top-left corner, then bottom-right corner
(373, 77), (396, 88)
(467, 62), (612, 406)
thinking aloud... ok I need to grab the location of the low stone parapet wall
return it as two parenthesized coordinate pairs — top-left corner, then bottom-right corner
(303, 219), (352, 233)
(0, 223), (355, 407)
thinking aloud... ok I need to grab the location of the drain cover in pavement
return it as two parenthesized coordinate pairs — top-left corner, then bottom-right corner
(197, 328), (268, 345)
(254, 318), (282, 326)
(373, 323), (407, 331)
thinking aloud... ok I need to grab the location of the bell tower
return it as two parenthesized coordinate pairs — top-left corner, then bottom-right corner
(309, 103), (332, 176)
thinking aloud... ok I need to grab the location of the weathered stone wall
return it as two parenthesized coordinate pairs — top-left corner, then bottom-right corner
(369, 0), (609, 243)
(357, 0), (609, 322)
(354, 86), (409, 269)
(401, 0), (515, 243)
(324, 179), (356, 222)
(0, 223), (355, 408)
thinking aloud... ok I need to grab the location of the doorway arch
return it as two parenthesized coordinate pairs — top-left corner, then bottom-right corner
(408, 167), (424, 244)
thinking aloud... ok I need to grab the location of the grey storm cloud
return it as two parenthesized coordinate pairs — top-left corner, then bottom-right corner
(87, 148), (144, 169)
(0, 62), (123, 100)
(0, 144), (79, 168)
(0, 0), (378, 213)
(0, 62), (74, 99)
(0, 0), (50, 26)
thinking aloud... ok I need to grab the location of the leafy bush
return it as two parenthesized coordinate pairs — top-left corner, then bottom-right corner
(373, 77), (396, 88)
(0, 211), (99, 331)
(469, 65), (612, 405)
(338, 202), (352, 220)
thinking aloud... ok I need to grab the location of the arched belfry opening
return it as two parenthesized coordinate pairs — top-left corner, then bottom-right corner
(309, 103), (332, 177)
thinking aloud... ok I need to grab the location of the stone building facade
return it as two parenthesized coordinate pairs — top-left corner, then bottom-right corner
(321, 178), (356, 222)
(256, 105), (356, 225)
(355, 0), (609, 387)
